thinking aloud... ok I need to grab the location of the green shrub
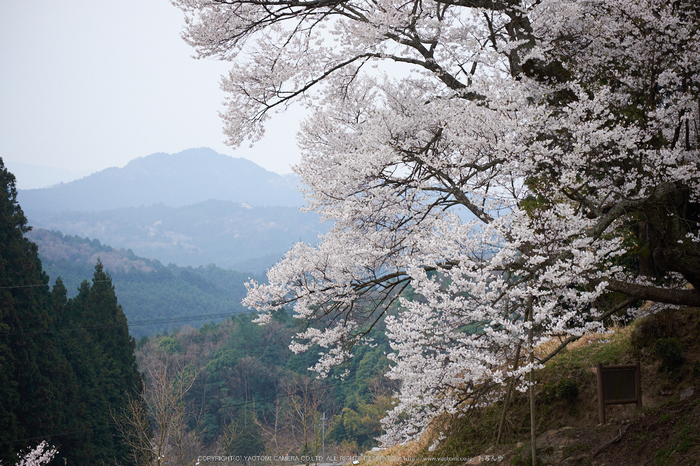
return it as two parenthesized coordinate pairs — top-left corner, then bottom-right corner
(630, 312), (679, 355)
(556, 379), (579, 404)
(652, 338), (684, 373)
(691, 361), (700, 379)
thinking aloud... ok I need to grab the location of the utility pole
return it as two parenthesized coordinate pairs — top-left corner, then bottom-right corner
(322, 412), (326, 456)
(527, 297), (537, 466)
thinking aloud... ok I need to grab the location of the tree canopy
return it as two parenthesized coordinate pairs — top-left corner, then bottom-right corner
(175, 0), (700, 443)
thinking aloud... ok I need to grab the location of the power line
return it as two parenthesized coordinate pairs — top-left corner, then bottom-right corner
(0, 311), (243, 337)
(0, 283), (52, 290)
(129, 312), (239, 326)
(0, 426), (110, 447)
(1, 259), (260, 292)
(1, 273), (256, 336)
(217, 378), (353, 411)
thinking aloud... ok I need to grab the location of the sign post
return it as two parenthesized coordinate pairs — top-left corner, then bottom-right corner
(596, 361), (642, 424)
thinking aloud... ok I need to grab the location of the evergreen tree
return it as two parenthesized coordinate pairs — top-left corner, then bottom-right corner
(59, 262), (144, 464)
(0, 158), (71, 462)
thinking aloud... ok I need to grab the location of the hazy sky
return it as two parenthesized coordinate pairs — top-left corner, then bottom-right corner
(0, 0), (302, 189)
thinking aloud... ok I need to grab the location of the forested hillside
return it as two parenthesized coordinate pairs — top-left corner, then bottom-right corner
(132, 309), (397, 462)
(28, 228), (262, 337)
(2, 158), (395, 465)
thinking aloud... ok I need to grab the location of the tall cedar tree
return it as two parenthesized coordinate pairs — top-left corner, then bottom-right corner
(0, 158), (73, 462)
(57, 262), (144, 464)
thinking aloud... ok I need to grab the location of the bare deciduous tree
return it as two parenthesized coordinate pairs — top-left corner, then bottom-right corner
(116, 353), (202, 466)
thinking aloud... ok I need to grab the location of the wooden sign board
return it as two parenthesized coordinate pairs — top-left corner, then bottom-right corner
(596, 362), (642, 424)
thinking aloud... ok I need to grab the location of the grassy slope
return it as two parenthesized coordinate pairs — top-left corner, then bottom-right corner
(362, 307), (700, 465)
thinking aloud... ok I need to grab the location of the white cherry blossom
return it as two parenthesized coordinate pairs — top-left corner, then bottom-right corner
(176, 0), (700, 443)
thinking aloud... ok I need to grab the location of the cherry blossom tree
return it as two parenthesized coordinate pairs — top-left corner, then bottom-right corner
(3, 442), (58, 466)
(174, 0), (700, 443)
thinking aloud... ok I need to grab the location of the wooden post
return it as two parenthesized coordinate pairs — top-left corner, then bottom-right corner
(635, 360), (642, 409)
(597, 363), (605, 425)
(496, 270), (515, 446)
(496, 343), (521, 445)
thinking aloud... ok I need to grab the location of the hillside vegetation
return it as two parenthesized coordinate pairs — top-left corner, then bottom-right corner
(130, 309), (397, 462)
(28, 228), (261, 337)
(362, 306), (700, 466)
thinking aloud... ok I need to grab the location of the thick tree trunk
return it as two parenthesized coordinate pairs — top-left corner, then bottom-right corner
(641, 182), (700, 289)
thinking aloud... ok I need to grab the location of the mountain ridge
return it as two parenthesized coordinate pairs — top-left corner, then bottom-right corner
(16, 148), (322, 272)
(17, 147), (305, 214)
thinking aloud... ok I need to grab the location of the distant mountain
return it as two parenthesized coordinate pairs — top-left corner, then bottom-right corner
(17, 147), (305, 215)
(27, 199), (325, 273)
(17, 148), (324, 272)
(28, 229), (261, 337)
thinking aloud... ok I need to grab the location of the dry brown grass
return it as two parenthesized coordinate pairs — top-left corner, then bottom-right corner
(534, 323), (634, 359)
(358, 416), (452, 466)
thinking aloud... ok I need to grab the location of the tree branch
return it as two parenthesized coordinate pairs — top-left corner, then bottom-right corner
(606, 280), (700, 307)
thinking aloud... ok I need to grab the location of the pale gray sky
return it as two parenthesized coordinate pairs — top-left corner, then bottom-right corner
(0, 0), (302, 189)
